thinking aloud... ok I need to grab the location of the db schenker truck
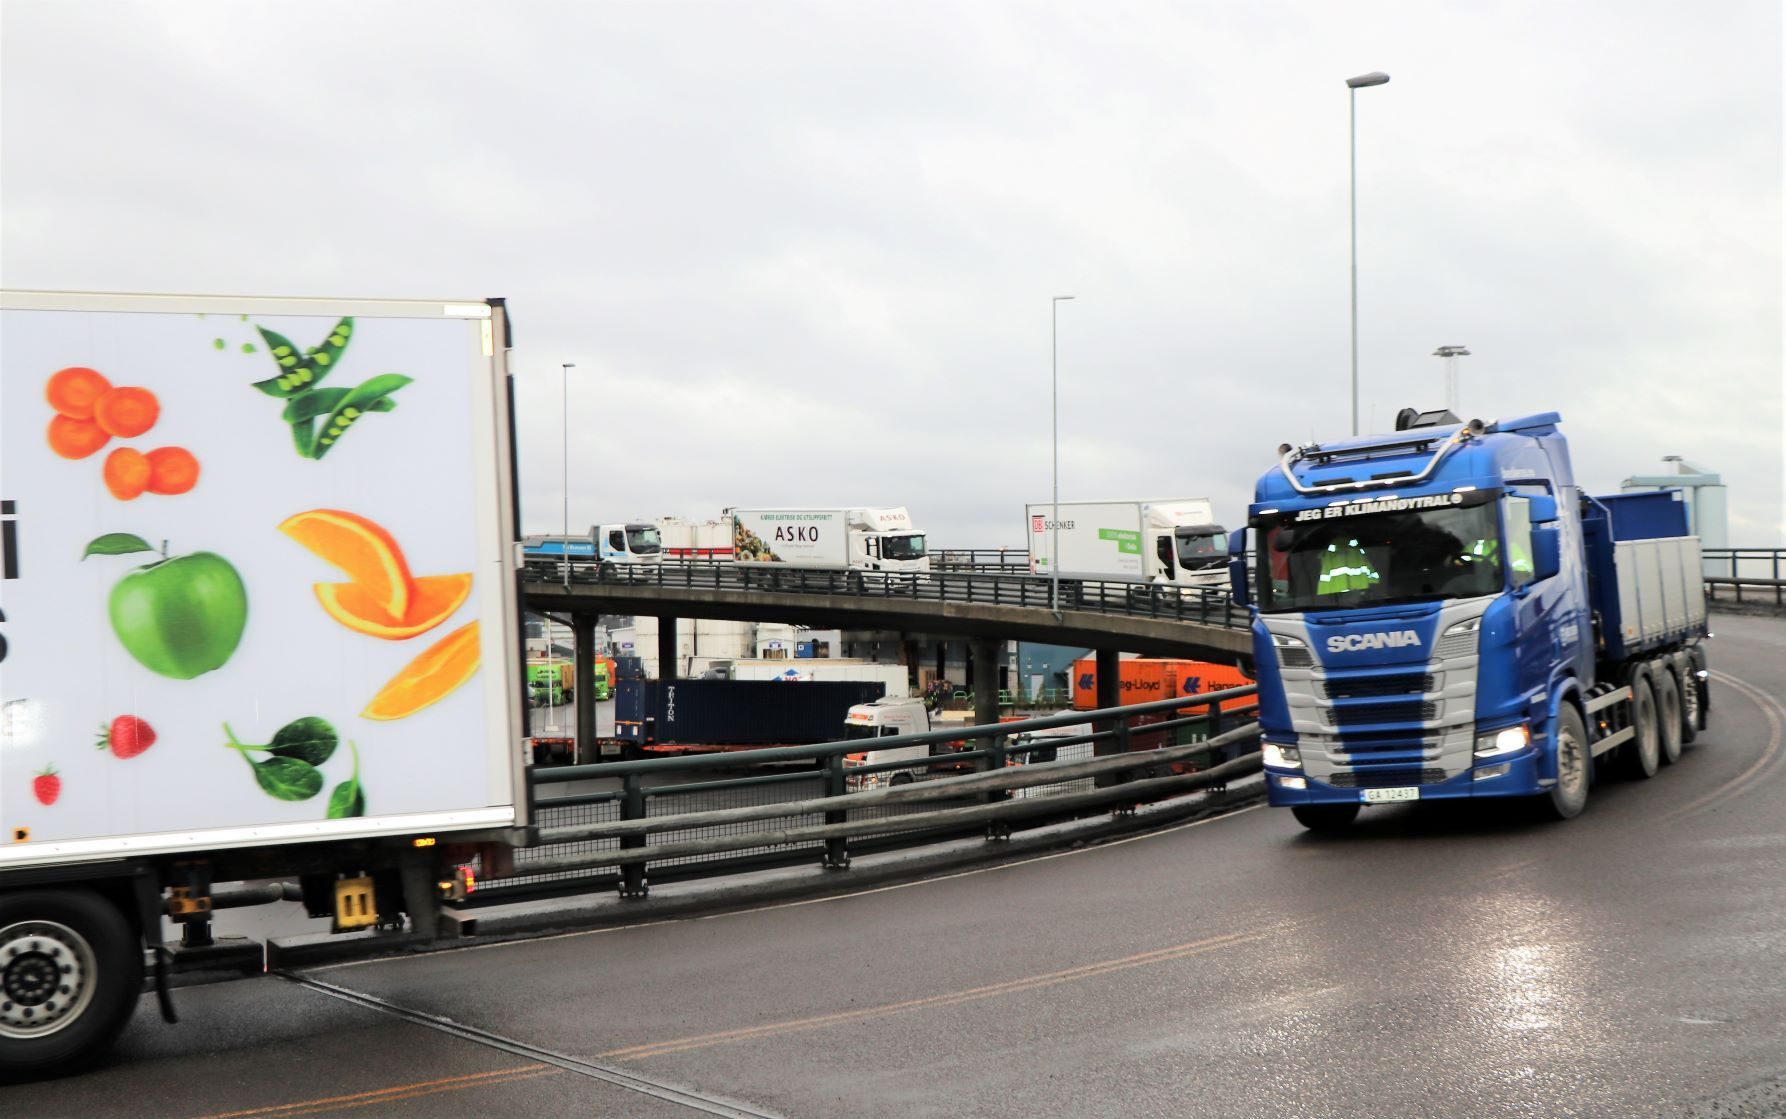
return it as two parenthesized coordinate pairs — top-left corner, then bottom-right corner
(0, 291), (526, 1078)
(1026, 499), (1228, 589)
(1230, 408), (1710, 831)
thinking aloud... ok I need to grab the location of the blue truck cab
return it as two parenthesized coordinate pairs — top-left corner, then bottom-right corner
(1231, 409), (1710, 830)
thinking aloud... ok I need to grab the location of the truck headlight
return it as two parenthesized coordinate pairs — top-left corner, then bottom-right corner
(1474, 724), (1530, 759)
(1269, 633), (1307, 649)
(1445, 617), (1483, 637)
(1262, 741), (1302, 769)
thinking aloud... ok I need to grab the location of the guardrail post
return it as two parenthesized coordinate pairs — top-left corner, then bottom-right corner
(619, 774), (649, 899)
(822, 753), (850, 869)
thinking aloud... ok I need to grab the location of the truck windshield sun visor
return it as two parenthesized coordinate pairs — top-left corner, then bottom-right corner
(1253, 489), (1504, 613)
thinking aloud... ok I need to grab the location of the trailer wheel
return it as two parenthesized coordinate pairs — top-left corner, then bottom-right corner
(1653, 669), (1684, 766)
(1290, 804), (1359, 833)
(1625, 676), (1661, 780)
(1540, 705), (1590, 820)
(0, 888), (143, 1082)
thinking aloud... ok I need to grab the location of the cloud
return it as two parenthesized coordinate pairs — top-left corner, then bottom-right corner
(4, 0), (1779, 547)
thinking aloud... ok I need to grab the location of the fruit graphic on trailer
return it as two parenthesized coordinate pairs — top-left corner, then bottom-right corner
(362, 621), (480, 720)
(48, 414), (111, 460)
(103, 448), (152, 500)
(45, 367), (111, 419)
(279, 510), (412, 619)
(98, 716), (157, 759)
(32, 766), (61, 806)
(93, 387), (160, 438)
(314, 573), (472, 640)
(85, 534), (248, 680)
(145, 448), (201, 495)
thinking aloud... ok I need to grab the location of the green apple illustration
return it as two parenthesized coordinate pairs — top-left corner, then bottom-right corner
(84, 534), (248, 679)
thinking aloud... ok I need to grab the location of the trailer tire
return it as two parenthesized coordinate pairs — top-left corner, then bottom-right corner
(1653, 668), (1683, 766)
(1540, 704), (1590, 820)
(1290, 804), (1359, 833)
(1625, 675), (1661, 780)
(0, 888), (143, 1082)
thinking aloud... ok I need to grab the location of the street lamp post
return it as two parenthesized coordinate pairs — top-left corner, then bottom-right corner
(1051, 295), (1075, 619)
(1347, 70), (1390, 436)
(1432, 345), (1471, 414)
(561, 361), (576, 586)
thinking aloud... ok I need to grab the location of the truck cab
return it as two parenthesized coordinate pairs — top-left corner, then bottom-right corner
(841, 696), (937, 787)
(850, 507), (929, 573)
(1169, 522), (1230, 589)
(596, 522), (662, 564)
(1233, 409), (1707, 828)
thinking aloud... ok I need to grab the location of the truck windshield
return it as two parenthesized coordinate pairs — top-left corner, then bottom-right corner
(842, 724), (878, 741)
(1174, 529), (1227, 570)
(882, 534), (927, 561)
(626, 525), (662, 554)
(1254, 496), (1502, 612)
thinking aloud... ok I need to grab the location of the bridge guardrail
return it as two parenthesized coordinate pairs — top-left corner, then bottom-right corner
(474, 686), (1260, 903)
(1702, 548), (1785, 608)
(521, 558), (1252, 629)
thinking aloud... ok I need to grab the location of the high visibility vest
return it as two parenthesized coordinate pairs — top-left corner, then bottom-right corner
(1317, 541), (1377, 594)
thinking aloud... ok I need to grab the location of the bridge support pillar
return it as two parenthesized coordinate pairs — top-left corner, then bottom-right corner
(971, 639), (1001, 731)
(1094, 648), (1125, 788)
(573, 613), (597, 765)
(657, 616), (679, 680)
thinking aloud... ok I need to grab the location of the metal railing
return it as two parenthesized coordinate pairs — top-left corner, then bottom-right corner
(1702, 548), (1786, 608)
(478, 686), (1260, 903)
(521, 557), (1253, 629)
(933, 548), (1032, 573)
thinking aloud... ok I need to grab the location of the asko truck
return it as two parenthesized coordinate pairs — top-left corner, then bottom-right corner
(1027, 499), (1228, 589)
(1231, 408), (1710, 831)
(0, 291), (525, 1077)
(731, 507), (930, 573)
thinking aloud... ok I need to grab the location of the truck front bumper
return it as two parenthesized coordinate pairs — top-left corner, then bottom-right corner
(1263, 745), (1547, 806)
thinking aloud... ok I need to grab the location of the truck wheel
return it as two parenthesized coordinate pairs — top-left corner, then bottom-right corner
(1540, 705), (1590, 820)
(890, 772), (915, 787)
(1653, 669), (1684, 765)
(1290, 804), (1359, 833)
(0, 888), (143, 1082)
(1625, 676), (1660, 779)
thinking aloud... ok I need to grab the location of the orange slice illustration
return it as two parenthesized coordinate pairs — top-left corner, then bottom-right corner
(315, 573), (472, 641)
(280, 509), (413, 618)
(362, 621), (480, 721)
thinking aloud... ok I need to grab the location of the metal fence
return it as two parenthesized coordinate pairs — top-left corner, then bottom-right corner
(1702, 548), (1786, 608)
(521, 557), (1252, 628)
(933, 548), (1032, 573)
(471, 686), (1261, 903)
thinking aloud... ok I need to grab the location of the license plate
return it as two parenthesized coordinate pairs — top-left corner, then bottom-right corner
(1362, 786), (1420, 803)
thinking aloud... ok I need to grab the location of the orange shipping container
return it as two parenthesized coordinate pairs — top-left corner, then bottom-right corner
(1071, 657), (1253, 713)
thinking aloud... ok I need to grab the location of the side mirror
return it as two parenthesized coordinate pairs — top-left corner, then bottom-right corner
(1527, 494), (1559, 524)
(1227, 529), (1251, 607)
(1531, 527), (1562, 582)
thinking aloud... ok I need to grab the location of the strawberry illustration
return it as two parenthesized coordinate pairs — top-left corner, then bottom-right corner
(33, 765), (61, 806)
(98, 716), (157, 759)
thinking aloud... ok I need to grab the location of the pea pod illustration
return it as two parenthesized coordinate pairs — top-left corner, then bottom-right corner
(312, 374), (411, 458)
(250, 318), (353, 398)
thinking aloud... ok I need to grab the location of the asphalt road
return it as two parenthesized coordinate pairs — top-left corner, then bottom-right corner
(12, 614), (1785, 1118)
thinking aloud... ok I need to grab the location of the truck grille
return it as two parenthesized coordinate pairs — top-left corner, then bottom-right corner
(1278, 646), (1314, 669)
(1322, 702), (1438, 726)
(1327, 767), (1449, 788)
(1321, 674), (1433, 700)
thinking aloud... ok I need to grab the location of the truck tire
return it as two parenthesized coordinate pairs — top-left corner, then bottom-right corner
(1539, 704), (1590, 820)
(1653, 668), (1684, 766)
(1625, 676), (1660, 780)
(1290, 804), (1359, 833)
(0, 888), (143, 1082)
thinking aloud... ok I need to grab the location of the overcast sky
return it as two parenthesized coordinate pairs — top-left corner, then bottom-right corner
(4, 1), (1781, 546)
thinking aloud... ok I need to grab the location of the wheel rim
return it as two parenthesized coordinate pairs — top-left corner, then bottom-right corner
(1556, 723), (1587, 808)
(0, 919), (99, 1040)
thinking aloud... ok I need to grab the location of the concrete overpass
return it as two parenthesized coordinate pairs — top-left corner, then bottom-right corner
(520, 561), (1253, 751)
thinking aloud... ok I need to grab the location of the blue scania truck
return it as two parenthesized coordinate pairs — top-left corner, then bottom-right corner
(1229, 408), (1710, 830)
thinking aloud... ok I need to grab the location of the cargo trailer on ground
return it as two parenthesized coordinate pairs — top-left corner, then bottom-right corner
(612, 678), (888, 754)
(0, 290), (524, 1078)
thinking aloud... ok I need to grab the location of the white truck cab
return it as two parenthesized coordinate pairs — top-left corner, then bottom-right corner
(841, 696), (941, 788)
